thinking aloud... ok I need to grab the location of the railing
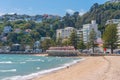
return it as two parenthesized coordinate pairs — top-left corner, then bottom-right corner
(46, 50), (79, 56)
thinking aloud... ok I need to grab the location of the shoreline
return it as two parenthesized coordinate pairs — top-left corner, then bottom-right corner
(32, 56), (111, 80)
(0, 53), (48, 56)
(1, 55), (82, 80)
(32, 57), (87, 80)
(29, 57), (84, 80)
(33, 56), (120, 80)
(1, 54), (120, 80)
(31, 57), (84, 80)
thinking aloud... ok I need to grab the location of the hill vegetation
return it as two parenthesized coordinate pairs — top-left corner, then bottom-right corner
(0, 1), (120, 49)
(79, 2), (120, 32)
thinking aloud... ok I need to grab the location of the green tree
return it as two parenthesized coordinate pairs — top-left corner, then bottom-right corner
(77, 41), (86, 50)
(41, 39), (52, 51)
(56, 37), (62, 46)
(86, 42), (91, 50)
(7, 32), (18, 44)
(20, 34), (34, 47)
(50, 39), (56, 47)
(89, 29), (97, 53)
(24, 23), (32, 29)
(30, 30), (41, 41)
(103, 24), (118, 54)
(69, 30), (78, 49)
(62, 39), (70, 46)
(4, 21), (12, 26)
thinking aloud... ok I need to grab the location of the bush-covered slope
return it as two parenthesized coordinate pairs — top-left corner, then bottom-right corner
(80, 2), (120, 31)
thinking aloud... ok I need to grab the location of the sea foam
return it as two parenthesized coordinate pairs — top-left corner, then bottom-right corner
(26, 59), (44, 62)
(0, 61), (13, 64)
(0, 69), (16, 73)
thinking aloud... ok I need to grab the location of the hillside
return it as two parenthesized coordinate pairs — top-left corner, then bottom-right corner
(0, 1), (120, 48)
(79, 2), (120, 32)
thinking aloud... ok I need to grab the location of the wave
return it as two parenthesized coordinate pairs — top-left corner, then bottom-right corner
(0, 61), (13, 64)
(26, 59), (44, 62)
(2, 58), (84, 80)
(20, 62), (26, 64)
(36, 67), (41, 70)
(0, 69), (16, 73)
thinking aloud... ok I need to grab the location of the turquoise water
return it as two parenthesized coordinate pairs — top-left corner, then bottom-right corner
(0, 54), (81, 80)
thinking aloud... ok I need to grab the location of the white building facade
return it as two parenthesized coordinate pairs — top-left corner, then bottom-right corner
(83, 20), (101, 43)
(56, 27), (83, 41)
(106, 19), (120, 25)
(117, 23), (120, 45)
(76, 29), (83, 41)
(56, 21), (101, 43)
(56, 27), (75, 39)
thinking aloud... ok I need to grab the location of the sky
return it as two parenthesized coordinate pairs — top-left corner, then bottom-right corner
(0, 0), (107, 16)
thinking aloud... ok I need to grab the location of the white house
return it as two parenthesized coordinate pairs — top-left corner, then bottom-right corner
(106, 19), (120, 25)
(14, 28), (21, 33)
(3, 26), (12, 33)
(41, 37), (51, 41)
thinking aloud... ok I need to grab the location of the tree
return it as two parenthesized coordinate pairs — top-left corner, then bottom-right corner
(7, 32), (18, 44)
(41, 39), (51, 50)
(62, 39), (70, 46)
(30, 30), (41, 41)
(56, 37), (62, 46)
(69, 30), (78, 49)
(20, 35), (34, 48)
(103, 24), (118, 54)
(24, 23), (32, 29)
(63, 13), (75, 27)
(77, 41), (86, 51)
(89, 29), (97, 53)
(4, 21), (12, 26)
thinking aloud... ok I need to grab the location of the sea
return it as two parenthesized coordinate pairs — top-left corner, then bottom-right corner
(0, 54), (82, 80)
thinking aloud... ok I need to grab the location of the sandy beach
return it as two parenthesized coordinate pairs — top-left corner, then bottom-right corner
(33, 56), (120, 80)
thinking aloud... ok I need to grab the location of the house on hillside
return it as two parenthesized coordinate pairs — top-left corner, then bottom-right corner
(106, 19), (120, 25)
(3, 26), (12, 33)
(24, 29), (31, 34)
(41, 37), (51, 41)
(14, 28), (21, 33)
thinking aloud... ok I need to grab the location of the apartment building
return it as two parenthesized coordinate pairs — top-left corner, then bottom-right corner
(83, 20), (101, 43)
